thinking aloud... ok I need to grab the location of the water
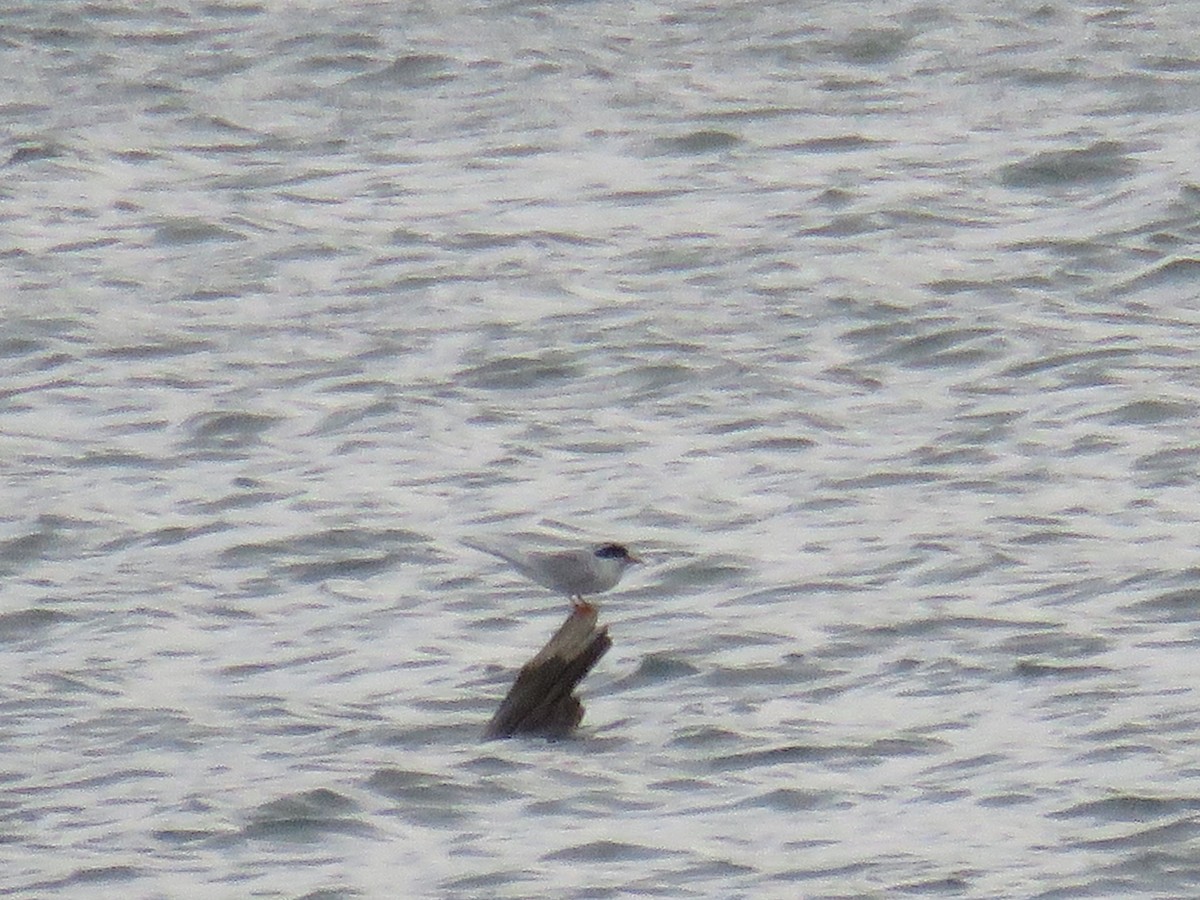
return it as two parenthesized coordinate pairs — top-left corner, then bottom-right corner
(3, 0), (1200, 897)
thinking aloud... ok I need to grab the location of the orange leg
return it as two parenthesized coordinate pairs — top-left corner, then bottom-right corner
(571, 596), (596, 614)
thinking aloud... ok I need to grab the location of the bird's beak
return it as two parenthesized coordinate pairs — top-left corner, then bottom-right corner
(628, 553), (644, 565)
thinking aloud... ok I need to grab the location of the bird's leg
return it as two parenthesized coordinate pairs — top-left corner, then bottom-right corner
(571, 595), (596, 614)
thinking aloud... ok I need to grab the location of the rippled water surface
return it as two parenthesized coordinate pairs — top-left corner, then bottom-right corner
(3, 1), (1200, 897)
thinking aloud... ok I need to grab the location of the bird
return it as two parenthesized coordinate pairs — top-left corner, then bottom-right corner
(463, 536), (642, 612)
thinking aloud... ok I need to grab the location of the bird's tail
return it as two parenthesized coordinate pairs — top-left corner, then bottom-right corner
(461, 536), (526, 567)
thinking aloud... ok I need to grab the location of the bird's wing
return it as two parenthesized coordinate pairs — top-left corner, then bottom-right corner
(461, 536), (528, 567)
(463, 536), (564, 590)
(524, 549), (596, 596)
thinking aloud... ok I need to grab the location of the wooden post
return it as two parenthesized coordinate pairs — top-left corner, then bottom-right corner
(483, 605), (612, 740)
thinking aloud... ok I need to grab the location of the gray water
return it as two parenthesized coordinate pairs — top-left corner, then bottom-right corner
(3, 1), (1200, 897)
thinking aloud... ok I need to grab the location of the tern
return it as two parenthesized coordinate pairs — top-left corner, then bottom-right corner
(464, 537), (642, 611)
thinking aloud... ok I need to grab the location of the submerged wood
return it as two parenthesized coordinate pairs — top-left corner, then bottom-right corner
(483, 605), (612, 740)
